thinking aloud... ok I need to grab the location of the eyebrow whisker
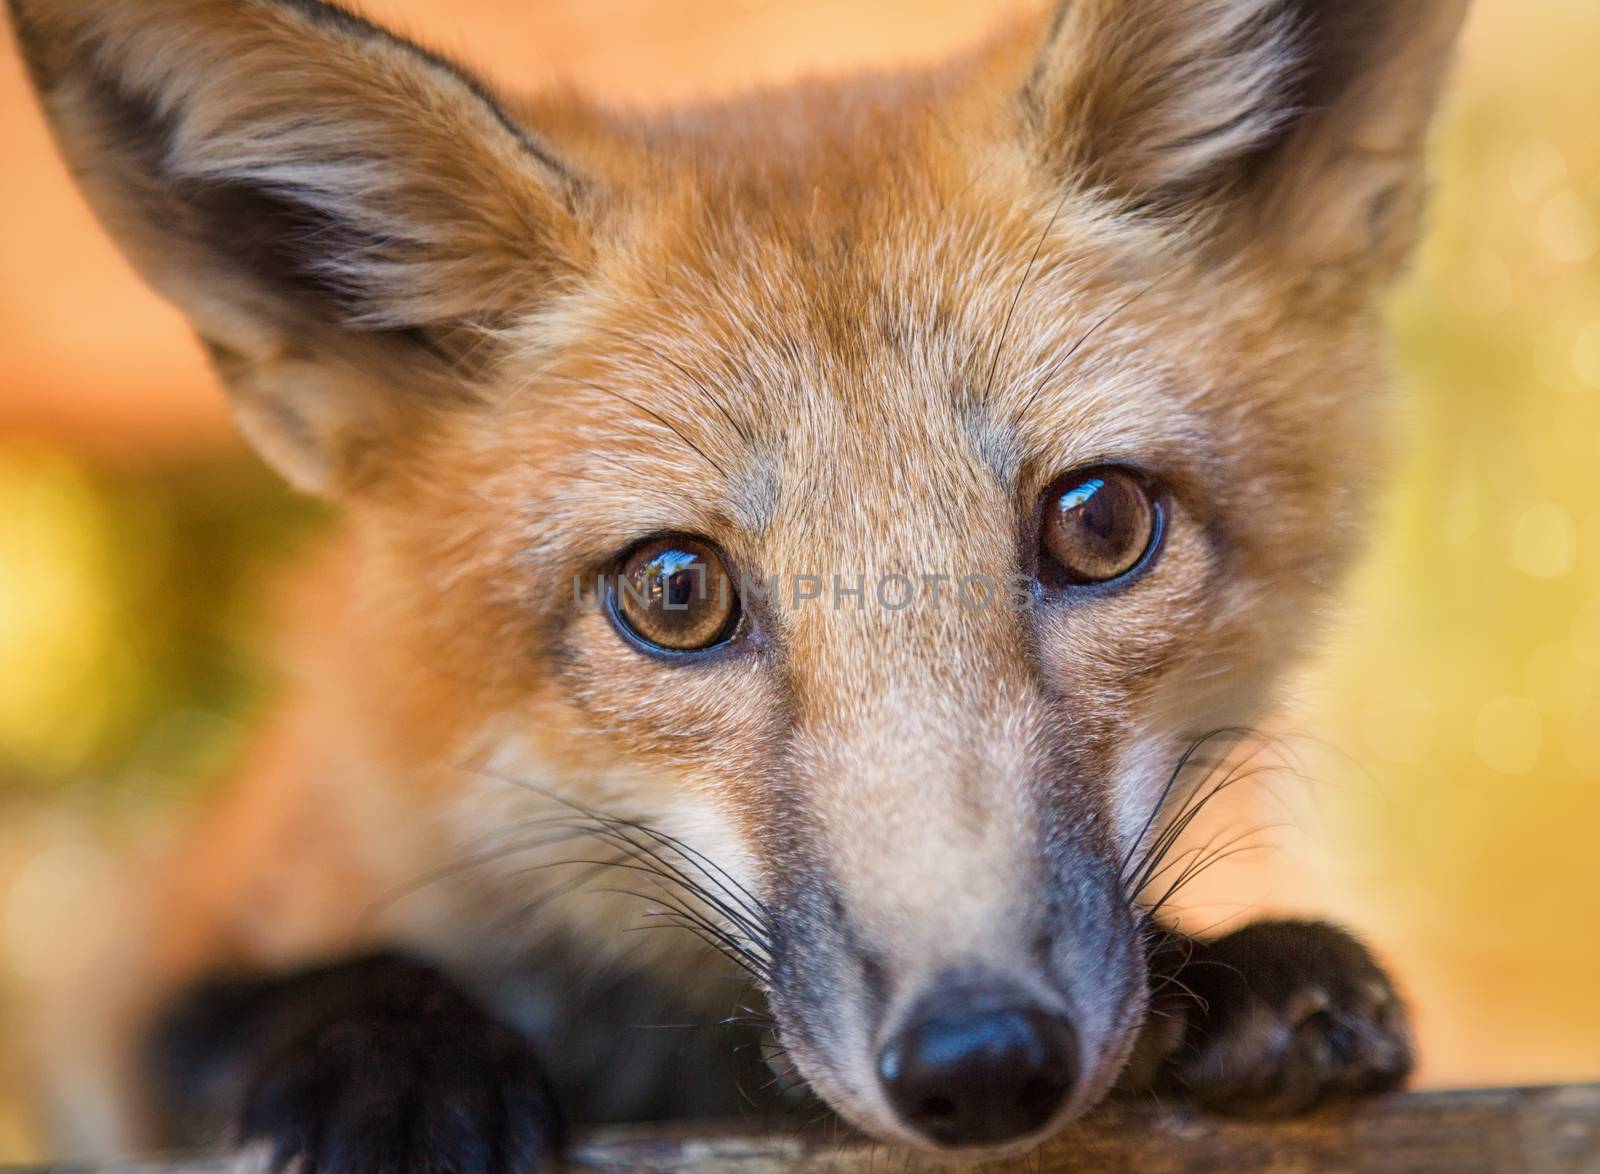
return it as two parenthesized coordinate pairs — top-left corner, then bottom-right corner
(1012, 264), (1179, 423)
(549, 373), (733, 481)
(980, 187), (1073, 409)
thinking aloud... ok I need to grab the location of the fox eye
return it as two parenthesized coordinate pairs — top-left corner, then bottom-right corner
(610, 537), (739, 654)
(1039, 466), (1162, 588)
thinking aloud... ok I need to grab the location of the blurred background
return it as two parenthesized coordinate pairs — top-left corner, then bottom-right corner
(1, 0), (1597, 1160)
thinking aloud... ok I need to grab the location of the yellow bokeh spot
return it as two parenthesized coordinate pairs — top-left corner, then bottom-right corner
(1574, 320), (1600, 389)
(1537, 190), (1598, 263)
(1473, 695), (1544, 775)
(1510, 502), (1577, 579)
(1521, 641), (1585, 706)
(1507, 138), (1567, 204)
(0, 450), (118, 774)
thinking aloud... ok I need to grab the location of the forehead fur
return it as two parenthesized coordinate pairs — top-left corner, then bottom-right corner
(446, 71), (1384, 603)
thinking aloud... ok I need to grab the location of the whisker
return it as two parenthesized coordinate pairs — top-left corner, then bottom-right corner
(619, 835), (773, 944)
(548, 373), (732, 480)
(359, 821), (602, 932)
(584, 815), (775, 943)
(451, 762), (776, 946)
(1012, 263), (1180, 421)
(980, 187), (1073, 408)
(584, 831), (775, 964)
(1142, 822), (1287, 920)
(513, 854), (771, 972)
(1122, 728), (1309, 931)
(416, 759), (781, 993)
(1119, 727), (1255, 888)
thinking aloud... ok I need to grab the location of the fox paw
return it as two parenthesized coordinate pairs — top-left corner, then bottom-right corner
(154, 953), (562, 1173)
(1165, 919), (1413, 1116)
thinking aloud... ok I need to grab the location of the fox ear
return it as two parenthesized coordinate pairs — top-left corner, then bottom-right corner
(9, 0), (592, 493)
(1023, 0), (1468, 282)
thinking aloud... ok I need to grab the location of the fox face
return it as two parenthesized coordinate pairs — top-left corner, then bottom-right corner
(12, 0), (1465, 1159)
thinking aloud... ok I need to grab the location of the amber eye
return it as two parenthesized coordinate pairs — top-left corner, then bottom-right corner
(1040, 466), (1161, 587)
(611, 536), (739, 653)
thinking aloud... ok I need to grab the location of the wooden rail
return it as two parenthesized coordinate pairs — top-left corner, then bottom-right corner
(24, 1084), (1600, 1173)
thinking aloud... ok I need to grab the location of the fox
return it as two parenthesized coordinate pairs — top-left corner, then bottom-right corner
(9, 0), (1469, 1168)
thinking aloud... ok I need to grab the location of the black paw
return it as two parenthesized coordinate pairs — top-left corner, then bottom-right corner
(151, 952), (563, 1173)
(1164, 919), (1413, 1116)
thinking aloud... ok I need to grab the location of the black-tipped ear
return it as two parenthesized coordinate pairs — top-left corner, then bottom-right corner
(1024, 0), (1467, 280)
(9, 0), (593, 493)
(1024, 0), (1302, 212)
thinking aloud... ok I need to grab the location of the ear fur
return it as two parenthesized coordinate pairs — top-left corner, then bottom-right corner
(8, 0), (593, 492)
(1024, 0), (1469, 281)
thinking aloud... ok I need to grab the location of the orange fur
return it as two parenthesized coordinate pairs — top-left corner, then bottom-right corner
(8, 0), (1467, 1156)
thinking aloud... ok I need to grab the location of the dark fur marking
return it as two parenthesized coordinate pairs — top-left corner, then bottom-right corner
(1027, 0), (1422, 218)
(472, 934), (790, 1125)
(77, 65), (496, 383)
(146, 952), (565, 1172)
(267, 0), (579, 195)
(1233, 0), (1407, 188)
(1141, 919), (1414, 1116)
(3, 0), (44, 71)
(79, 67), (380, 319)
(145, 946), (794, 1167)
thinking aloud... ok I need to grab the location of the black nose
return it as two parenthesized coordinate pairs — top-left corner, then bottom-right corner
(877, 986), (1079, 1148)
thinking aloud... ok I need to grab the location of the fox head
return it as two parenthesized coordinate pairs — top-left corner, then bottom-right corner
(12, 0), (1465, 1156)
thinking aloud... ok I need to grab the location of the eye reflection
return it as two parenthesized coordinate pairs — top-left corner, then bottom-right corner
(1039, 466), (1160, 587)
(612, 536), (738, 652)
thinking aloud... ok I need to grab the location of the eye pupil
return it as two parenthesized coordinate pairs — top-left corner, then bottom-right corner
(614, 538), (738, 652)
(1069, 478), (1116, 540)
(1041, 467), (1159, 587)
(667, 573), (693, 607)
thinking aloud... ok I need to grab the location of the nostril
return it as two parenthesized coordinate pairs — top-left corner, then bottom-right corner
(877, 994), (1079, 1148)
(1017, 1073), (1065, 1121)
